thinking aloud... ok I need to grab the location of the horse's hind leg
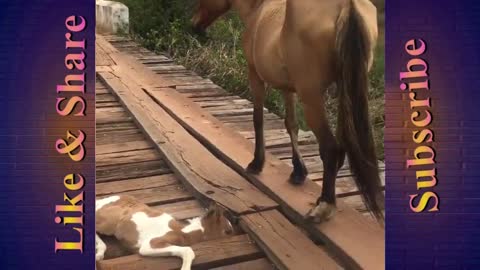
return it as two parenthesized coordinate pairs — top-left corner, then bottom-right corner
(246, 68), (267, 173)
(301, 94), (341, 222)
(282, 90), (308, 184)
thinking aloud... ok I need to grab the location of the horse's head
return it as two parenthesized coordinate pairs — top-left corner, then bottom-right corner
(191, 0), (232, 33)
(200, 202), (235, 240)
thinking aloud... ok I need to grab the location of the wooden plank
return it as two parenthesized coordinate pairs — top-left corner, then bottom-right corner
(268, 144), (320, 160)
(210, 258), (275, 270)
(97, 234), (263, 270)
(96, 122), (137, 133)
(96, 174), (178, 195)
(152, 199), (206, 220)
(96, 93), (117, 103)
(96, 39), (116, 66)
(96, 148), (162, 167)
(191, 95), (242, 102)
(240, 210), (339, 270)
(96, 66), (113, 73)
(217, 113), (280, 123)
(96, 110), (132, 125)
(96, 129), (144, 145)
(96, 106), (125, 114)
(96, 88), (110, 94)
(224, 119), (285, 132)
(98, 69), (277, 215)
(96, 160), (171, 183)
(107, 54), (385, 269)
(96, 140), (153, 155)
(96, 101), (122, 108)
(96, 34), (119, 55)
(101, 184), (192, 206)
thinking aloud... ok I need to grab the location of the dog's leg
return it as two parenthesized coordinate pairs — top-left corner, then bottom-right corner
(139, 240), (195, 270)
(95, 234), (107, 261)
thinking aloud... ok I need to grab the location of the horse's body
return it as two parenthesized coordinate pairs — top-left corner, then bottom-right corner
(192, 0), (384, 222)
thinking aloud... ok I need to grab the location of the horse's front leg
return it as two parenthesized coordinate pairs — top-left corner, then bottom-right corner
(246, 68), (267, 174)
(282, 90), (308, 184)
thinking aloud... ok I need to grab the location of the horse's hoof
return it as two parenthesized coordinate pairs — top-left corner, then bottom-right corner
(289, 172), (306, 185)
(246, 159), (264, 174)
(305, 201), (336, 223)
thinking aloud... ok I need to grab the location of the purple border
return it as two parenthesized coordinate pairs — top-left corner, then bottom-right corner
(0, 1), (95, 268)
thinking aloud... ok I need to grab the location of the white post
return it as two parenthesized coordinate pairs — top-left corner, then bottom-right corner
(96, 0), (129, 34)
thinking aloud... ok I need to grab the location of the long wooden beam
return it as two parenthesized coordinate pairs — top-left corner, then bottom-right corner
(239, 210), (339, 270)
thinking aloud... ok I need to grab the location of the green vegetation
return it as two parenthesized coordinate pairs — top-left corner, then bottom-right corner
(117, 0), (384, 159)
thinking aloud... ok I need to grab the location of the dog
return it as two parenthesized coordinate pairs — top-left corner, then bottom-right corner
(95, 195), (234, 270)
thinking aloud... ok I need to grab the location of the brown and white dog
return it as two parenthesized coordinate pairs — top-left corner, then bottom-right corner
(95, 195), (234, 270)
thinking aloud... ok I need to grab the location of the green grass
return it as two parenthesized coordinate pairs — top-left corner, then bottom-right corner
(117, 0), (385, 159)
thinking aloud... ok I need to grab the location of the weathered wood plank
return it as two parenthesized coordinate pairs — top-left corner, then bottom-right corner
(152, 199), (206, 221)
(96, 122), (137, 133)
(217, 113), (280, 123)
(210, 258), (275, 270)
(96, 148), (162, 167)
(268, 144), (320, 160)
(96, 101), (122, 108)
(191, 95), (242, 102)
(240, 210), (339, 270)
(96, 34), (119, 55)
(96, 160), (171, 183)
(96, 88), (110, 94)
(96, 93), (117, 103)
(100, 184), (192, 206)
(97, 234), (264, 270)
(96, 66), (114, 73)
(96, 140), (154, 155)
(99, 68), (277, 215)
(96, 38), (116, 66)
(96, 174), (178, 196)
(96, 106), (125, 114)
(224, 119), (286, 132)
(96, 110), (132, 125)
(96, 129), (144, 145)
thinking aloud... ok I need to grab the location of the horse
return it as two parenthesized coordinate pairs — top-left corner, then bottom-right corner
(95, 195), (234, 270)
(191, 0), (384, 223)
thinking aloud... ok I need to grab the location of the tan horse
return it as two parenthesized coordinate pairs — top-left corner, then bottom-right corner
(192, 0), (384, 222)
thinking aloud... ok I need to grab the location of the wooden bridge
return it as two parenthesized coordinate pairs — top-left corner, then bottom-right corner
(95, 34), (385, 270)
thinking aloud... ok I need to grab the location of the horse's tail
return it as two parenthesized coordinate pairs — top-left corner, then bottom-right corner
(335, 0), (384, 221)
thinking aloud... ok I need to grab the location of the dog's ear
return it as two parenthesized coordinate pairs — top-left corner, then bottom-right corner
(205, 201), (218, 217)
(214, 205), (225, 218)
(205, 202), (226, 219)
